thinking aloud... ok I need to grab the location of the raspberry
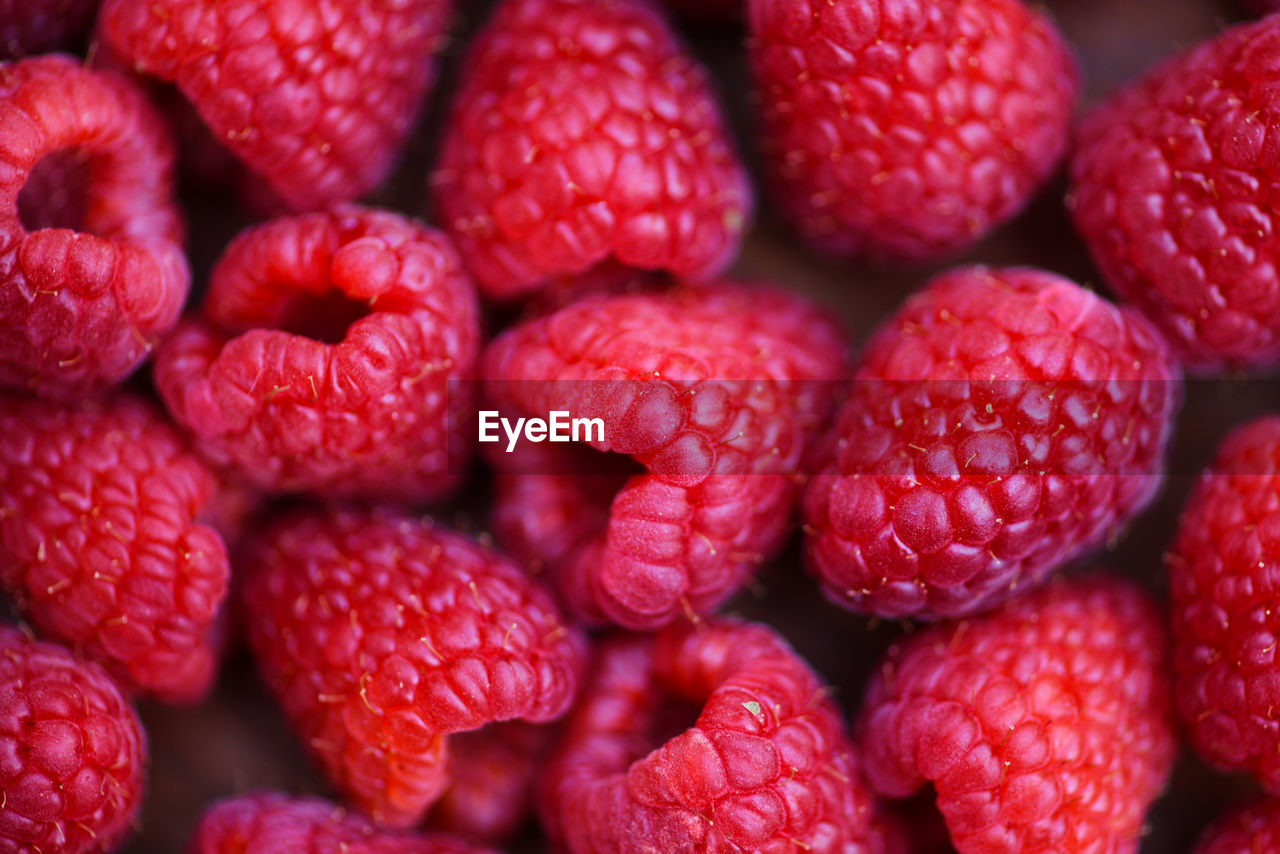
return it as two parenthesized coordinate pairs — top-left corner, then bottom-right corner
(542, 619), (887, 854)
(1068, 16), (1280, 372)
(1194, 797), (1280, 854)
(858, 575), (1175, 854)
(154, 206), (479, 501)
(0, 625), (147, 854)
(0, 54), (188, 398)
(431, 0), (751, 299)
(188, 792), (495, 854)
(99, 0), (452, 212)
(242, 507), (584, 829)
(484, 282), (847, 629)
(1167, 416), (1280, 792)
(0, 0), (98, 58)
(0, 393), (230, 704)
(747, 0), (1077, 264)
(804, 266), (1181, 620)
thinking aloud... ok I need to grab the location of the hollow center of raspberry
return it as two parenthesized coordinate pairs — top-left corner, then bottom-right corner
(18, 150), (90, 233)
(648, 695), (703, 748)
(276, 289), (372, 344)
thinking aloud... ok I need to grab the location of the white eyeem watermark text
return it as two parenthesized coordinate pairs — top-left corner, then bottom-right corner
(478, 410), (605, 453)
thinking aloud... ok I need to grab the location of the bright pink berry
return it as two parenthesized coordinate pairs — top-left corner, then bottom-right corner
(0, 54), (188, 398)
(154, 206), (479, 501)
(1069, 16), (1280, 372)
(432, 0), (752, 299)
(1168, 416), (1280, 793)
(485, 282), (847, 629)
(804, 266), (1181, 620)
(0, 0), (98, 58)
(242, 507), (584, 829)
(0, 625), (147, 854)
(858, 575), (1176, 854)
(1194, 797), (1280, 854)
(100, 0), (452, 212)
(747, 0), (1077, 264)
(0, 393), (230, 704)
(188, 792), (495, 854)
(542, 619), (888, 854)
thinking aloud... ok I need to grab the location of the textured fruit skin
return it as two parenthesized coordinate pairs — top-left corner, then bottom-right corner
(0, 0), (98, 58)
(858, 575), (1176, 854)
(188, 792), (495, 854)
(100, 0), (452, 212)
(485, 282), (847, 629)
(1194, 797), (1280, 854)
(0, 625), (147, 854)
(1168, 416), (1280, 793)
(0, 54), (188, 398)
(1069, 16), (1280, 372)
(242, 507), (584, 829)
(0, 394), (230, 704)
(154, 206), (479, 501)
(432, 0), (751, 299)
(803, 266), (1181, 620)
(748, 0), (1077, 264)
(542, 619), (886, 854)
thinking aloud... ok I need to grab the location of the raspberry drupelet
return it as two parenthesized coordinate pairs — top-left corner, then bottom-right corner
(1194, 797), (1280, 854)
(804, 266), (1181, 620)
(0, 54), (188, 398)
(154, 206), (479, 501)
(241, 507), (584, 829)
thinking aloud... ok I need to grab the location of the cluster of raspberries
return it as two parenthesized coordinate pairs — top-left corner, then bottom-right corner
(4, 0), (1280, 852)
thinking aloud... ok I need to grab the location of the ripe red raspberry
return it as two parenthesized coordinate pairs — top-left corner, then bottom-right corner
(242, 507), (584, 829)
(0, 0), (98, 58)
(0, 393), (230, 704)
(484, 282), (846, 629)
(0, 625), (147, 854)
(154, 206), (479, 501)
(542, 619), (887, 854)
(1194, 797), (1280, 854)
(747, 0), (1077, 264)
(432, 0), (752, 300)
(0, 54), (188, 398)
(804, 266), (1181, 620)
(1068, 16), (1280, 372)
(100, 0), (452, 212)
(188, 792), (495, 854)
(858, 575), (1175, 854)
(1167, 416), (1280, 792)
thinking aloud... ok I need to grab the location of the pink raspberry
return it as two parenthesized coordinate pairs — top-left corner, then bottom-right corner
(858, 575), (1176, 854)
(1194, 797), (1280, 854)
(0, 393), (230, 704)
(154, 206), (479, 501)
(804, 266), (1181, 620)
(1168, 416), (1280, 792)
(1069, 16), (1280, 372)
(242, 507), (584, 829)
(484, 282), (847, 629)
(99, 0), (453, 212)
(432, 0), (752, 300)
(542, 619), (889, 854)
(0, 54), (188, 398)
(188, 792), (495, 854)
(747, 0), (1077, 264)
(0, 0), (98, 58)
(0, 625), (147, 854)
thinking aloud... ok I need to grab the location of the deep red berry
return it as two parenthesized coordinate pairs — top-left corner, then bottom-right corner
(485, 282), (846, 629)
(0, 54), (188, 397)
(542, 619), (887, 854)
(0, 393), (230, 704)
(804, 266), (1181, 620)
(188, 792), (495, 854)
(100, 0), (452, 212)
(1194, 797), (1280, 854)
(154, 206), (479, 501)
(1069, 16), (1280, 372)
(1168, 416), (1280, 793)
(0, 625), (146, 854)
(242, 507), (584, 829)
(858, 575), (1175, 854)
(0, 0), (98, 58)
(432, 0), (751, 299)
(747, 0), (1076, 264)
